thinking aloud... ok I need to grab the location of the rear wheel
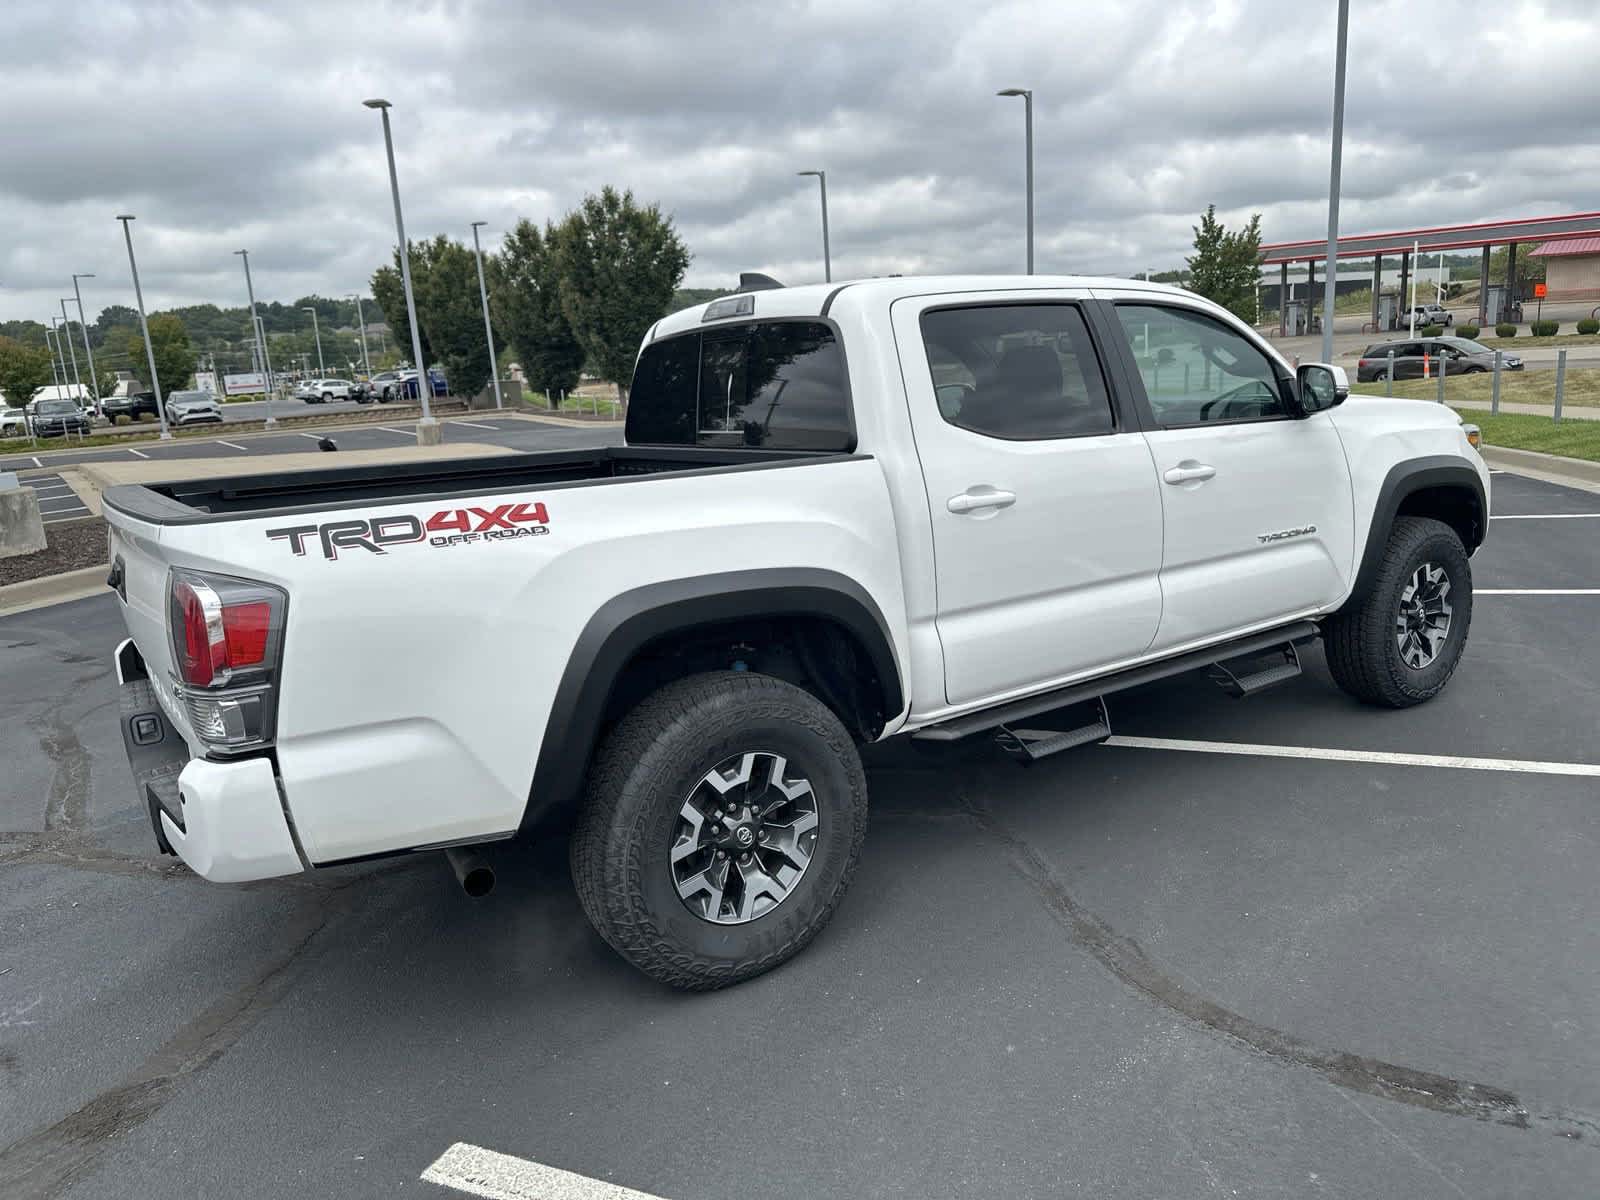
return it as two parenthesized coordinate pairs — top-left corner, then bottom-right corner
(1324, 516), (1472, 707)
(571, 671), (868, 989)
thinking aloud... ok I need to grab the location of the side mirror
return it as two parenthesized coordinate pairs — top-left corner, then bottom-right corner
(1295, 362), (1348, 415)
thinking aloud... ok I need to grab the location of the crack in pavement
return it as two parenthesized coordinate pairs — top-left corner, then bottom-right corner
(0, 891), (356, 1200)
(960, 793), (1600, 1147)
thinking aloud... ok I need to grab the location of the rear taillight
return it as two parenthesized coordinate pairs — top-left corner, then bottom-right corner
(168, 570), (287, 753)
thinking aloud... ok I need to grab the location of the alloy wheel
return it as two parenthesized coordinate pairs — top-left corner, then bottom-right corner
(1395, 561), (1453, 669)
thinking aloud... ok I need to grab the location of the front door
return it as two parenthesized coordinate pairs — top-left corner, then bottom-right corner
(892, 293), (1165, 708)
(1098, 296), (1355, 652)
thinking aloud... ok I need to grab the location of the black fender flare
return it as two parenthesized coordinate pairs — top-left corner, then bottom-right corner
(1348, 456), (1486, 604)
(523, 568), (904, 831)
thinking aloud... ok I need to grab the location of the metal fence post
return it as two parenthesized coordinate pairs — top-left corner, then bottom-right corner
(1491, 351), (1501, 415)
(1386, 351), (1395, 396)
(1437, 349), (1447, 403)
(1554, 348), (1566, 424)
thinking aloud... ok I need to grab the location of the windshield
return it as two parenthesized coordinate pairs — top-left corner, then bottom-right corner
(1444, 339), (1491, 355)
(170, 391), (212, 403)
(37, 400), (76, 414)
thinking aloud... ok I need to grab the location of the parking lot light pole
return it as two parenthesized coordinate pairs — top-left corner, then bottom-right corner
(44, 324), (64, 391)
(365, 98), (437, 443)
(71, 274), (101, 416)
(351, 294), (373, 380)
(117, 216), (172, 440)
(796, 171), (831, 283)
(469, 222), (504, 410)
(302, 306), (325, 378)
(234, 250), (276, 428)
(58, 298), (84, 401)
(1319, 0), (1348, 364)
(997, 88), (1034, 274)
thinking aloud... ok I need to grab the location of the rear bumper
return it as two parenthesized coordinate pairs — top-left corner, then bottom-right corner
(115, 638), (304, 883)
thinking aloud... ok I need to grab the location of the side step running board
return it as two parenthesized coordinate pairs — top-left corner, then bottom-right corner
(913, 620), (1320, 743)
(1209, 643), (1302, 698)
(995, 697), (1111, 764)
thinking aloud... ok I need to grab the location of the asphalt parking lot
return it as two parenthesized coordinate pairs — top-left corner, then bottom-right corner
(1, 469), (1597, 1199)
(0, 413), (622, 473)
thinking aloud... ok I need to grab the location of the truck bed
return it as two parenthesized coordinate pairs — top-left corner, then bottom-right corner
(101, 445), (854, 525)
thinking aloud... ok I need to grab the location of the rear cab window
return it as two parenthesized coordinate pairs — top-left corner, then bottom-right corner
(626, 321), (853, 450)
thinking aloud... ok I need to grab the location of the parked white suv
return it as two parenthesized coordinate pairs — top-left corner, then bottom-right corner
(104, 275), (1488, 989)
(294, 378), (352, 404)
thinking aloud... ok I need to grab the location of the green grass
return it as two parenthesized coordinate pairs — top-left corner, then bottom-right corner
(1479, 333), (1600, 349)
(1453, 407), (1600, 463)
(1358, 369), (1600, 409)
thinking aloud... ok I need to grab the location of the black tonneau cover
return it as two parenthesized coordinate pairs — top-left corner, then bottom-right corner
(100, 445), (857, 526)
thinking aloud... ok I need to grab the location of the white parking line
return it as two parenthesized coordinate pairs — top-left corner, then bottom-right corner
(127, 448), (148, 459)
(1490, 513), (1600, 520)
(451, 420), (499, 430)
(29, 484), (73, 495)
(296, 432), (327, 441)
(215, 440), (249, 451)
(37, 497), (87, 509)
(377, 426), (415, 436)
(1475, 589), (1600, 595)
(31, 456), (42, 468)
(1105, 736), (1600, 779)
(422, 1143), (666, 1200)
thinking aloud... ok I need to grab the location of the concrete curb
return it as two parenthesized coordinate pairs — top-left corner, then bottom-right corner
(0, 565), (108, 618)
(1481, 445), (1600, 495)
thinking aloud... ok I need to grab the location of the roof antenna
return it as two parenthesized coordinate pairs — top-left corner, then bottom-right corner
(737, 273), (785, 293)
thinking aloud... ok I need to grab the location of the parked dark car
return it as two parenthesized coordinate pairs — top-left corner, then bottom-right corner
(1356, 336), (1524, 383)
(103, 391), (161, 422)
(399, 368), (448, 400)
(348, 380), (373, 404)
(30, 398), (92, 437)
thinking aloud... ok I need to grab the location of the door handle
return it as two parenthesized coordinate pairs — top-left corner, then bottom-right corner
(947, 488), (1017, 514)
(1163, 463), (1216, 485)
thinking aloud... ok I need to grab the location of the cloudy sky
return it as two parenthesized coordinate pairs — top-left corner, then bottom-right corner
(3, 0), (1598, 322)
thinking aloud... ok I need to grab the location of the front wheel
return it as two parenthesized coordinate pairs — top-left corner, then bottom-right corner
(1323, 516), (1473, 707)
(571, 671), (868, 990)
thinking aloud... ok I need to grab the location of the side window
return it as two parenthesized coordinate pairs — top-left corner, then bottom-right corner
(1113, 304), (1288, 426)
(917, 304), (1114, 440)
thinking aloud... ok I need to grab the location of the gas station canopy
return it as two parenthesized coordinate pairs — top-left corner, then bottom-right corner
(1261, 211), (1600, 264)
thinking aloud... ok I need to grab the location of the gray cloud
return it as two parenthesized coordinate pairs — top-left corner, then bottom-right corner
(3, 0), (1599, 323)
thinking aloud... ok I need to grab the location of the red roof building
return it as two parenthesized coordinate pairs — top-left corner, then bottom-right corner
(1529, 238), (1600, 302)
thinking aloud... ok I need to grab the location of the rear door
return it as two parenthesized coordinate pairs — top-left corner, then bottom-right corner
(892, 291), (1164, 707)
(1097, 294), (1354, 652)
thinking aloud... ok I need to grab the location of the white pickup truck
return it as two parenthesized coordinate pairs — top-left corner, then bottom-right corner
(103, 275), (1489, 989)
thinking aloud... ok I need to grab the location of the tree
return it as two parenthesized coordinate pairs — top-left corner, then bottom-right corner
(0, 337), (55, 406)
(371, 262), (430, 368)
(123, 313), (196, 393)
(490, 218), (585, 404)
(371, 239), (496, 397)
(1185, 205), (1263, 322)
(553, 187), (690, 402)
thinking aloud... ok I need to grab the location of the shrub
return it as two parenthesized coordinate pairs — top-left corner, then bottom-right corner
(1456, 324), (1479, 339)
(1420, 324), (1444, 338)
(1495, 323), (1517, 338)
(1577, 318), (1599, 335)
(1531, 319), (1560, 336)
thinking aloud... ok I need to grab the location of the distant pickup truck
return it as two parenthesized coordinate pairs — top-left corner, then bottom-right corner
(103, 275), (1489, 989)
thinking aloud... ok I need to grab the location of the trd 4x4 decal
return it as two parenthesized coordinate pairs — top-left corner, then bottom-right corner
(268, 502), (550, 560)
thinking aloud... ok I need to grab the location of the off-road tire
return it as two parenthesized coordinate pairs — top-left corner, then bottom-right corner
(571, 671), (868, 990)
(1324, 516), (1473, 707)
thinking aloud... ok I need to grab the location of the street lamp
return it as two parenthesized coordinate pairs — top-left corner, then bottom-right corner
(997, 88), (1034, 274)
(44, 323), (64, 392)
(302, 306), (325, 378)
(796, 171), (831, 283)
(234, 250), (277, 426)
(351, 293), (373, 381)
(71, 274), (101, 415)
(116, 215), (173, 440)
(469, 222), (503, 410)
(1319, 0), (1350, 363)
(58, 299), (84, 401)
(364, 98), (437, 442)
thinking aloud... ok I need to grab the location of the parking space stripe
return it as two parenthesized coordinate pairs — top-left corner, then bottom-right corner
(1490, 513), (1600, 520)
(126, 448), (148, 459)
(451, 420), (499, 430)
(377, 426), (414, 436)
(1475, 589), (1600, 595)
(422, 1143), (666, 1200)
(296, 432), (327, 441)
(215, 440), (249, 451)
(31, 456), (42, 467)
(1105, 735), (1600, 778)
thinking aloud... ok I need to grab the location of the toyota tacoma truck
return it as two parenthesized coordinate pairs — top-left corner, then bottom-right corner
(102, 275), (1488, 989)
